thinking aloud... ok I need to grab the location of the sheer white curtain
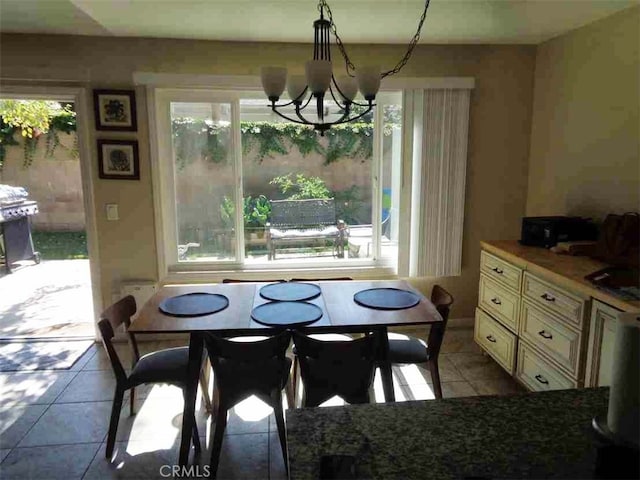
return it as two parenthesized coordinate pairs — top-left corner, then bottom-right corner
(410, 89), (471, 277)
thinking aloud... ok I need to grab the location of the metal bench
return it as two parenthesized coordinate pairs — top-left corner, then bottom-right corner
(265, 198), (347, 260)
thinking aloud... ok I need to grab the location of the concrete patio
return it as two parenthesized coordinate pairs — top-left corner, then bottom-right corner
(0, 259), (94, 339)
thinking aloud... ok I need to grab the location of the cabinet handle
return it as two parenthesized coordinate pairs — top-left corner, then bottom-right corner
(538, 330), (553, 340)
(490, 298), (502, 305)
(491, 267), (504, 274)
(486, 335), (497, 343)
(540, 293), (556, 302)
(534, 374), (549, 385)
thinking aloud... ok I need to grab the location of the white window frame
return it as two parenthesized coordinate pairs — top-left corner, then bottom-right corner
(150, 85), (403, 282)
(143, 74), (475, 284)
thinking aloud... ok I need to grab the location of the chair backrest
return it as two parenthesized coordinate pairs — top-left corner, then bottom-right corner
(427, 285), (454, 360)
(222, 278), (286, 283)
(203, 331), (292, 394)
(292, 331), (376, 407)
(269, 198), (336, 228)
(290, 277), (353, 282)
(97, 295), (137, 383)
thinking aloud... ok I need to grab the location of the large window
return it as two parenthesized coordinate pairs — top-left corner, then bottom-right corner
(154, 89), (403, 274)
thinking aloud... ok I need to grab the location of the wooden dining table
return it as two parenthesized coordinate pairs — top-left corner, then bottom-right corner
(129, 279), (443, 466)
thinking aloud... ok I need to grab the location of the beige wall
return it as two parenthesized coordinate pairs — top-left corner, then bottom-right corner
(0, 132), (85, 231)
(527, 7), (640, 220)
(0, 34), (536, 318)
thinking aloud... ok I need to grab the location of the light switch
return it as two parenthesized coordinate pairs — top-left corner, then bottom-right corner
(106, 204), (119, 221)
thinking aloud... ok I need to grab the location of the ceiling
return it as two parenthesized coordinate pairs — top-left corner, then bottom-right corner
(0, 0), (637, 45)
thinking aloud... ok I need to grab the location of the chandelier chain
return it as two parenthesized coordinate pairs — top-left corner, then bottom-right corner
(319, 0), (431, 79)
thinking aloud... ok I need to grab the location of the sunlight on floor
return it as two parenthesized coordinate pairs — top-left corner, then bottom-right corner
(234, 394), (273, 422)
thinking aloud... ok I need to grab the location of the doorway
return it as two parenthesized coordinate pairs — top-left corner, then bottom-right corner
(0, 88), (99, 343)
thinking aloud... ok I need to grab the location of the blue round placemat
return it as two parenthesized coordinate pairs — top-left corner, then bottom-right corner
(159, 293), (229, 317)
(251, 301), (323, 327)
(259, 282), (321, 302)
(353, 288), (421, 310)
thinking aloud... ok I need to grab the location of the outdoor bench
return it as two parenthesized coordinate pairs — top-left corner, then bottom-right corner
(265, 198), (347, 260)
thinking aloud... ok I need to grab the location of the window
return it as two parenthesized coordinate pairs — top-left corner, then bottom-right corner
(154, 88), (403, 275)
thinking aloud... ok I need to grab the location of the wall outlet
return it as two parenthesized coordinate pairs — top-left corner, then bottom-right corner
(106, 204), (119, 221)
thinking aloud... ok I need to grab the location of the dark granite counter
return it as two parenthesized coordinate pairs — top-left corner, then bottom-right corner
(286, 388), (608, 479)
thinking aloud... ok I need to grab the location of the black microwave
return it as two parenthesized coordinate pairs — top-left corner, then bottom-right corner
(520, 216), (598, 248)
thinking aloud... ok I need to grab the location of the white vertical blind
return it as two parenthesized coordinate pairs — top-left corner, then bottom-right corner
(411, 89), (471, 277)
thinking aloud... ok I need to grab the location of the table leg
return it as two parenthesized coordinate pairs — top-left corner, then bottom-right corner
(378, 327), (396, 402)
(179, 332), (203, 467)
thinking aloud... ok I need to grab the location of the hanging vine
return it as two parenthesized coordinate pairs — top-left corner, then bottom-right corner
(0, 102), (78, 170)
(172, 119), (387, 169)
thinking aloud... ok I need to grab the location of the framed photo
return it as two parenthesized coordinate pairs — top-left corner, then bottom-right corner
(97, 140), (140, 180)
(93, 89), (137, 131)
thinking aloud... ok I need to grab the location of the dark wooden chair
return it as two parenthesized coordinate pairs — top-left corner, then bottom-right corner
(386, 285), (454, 399)
(288, 277), (354, 406)
(292, 331), (377, 407)
(203, 331), (292, 476)
(98, 295), (205, 459)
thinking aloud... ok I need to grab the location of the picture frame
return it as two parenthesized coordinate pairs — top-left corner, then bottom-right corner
(93, 89), (137, 131)
(97, 139), (140, 180)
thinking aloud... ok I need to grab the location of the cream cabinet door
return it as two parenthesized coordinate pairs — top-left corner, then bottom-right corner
(585, 300), (619, 387)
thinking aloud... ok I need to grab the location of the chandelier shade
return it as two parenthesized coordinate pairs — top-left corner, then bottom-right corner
(260, 0), (431, 134)
(305, 60), (332, 94)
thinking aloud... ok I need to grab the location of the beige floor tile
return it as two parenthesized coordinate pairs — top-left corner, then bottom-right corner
(392, 356), (463, 385)
(0, 371), (77, 406)
(441, 381), (479, 398)
(56, 370), (120, 403)
(1, 443), (100, 480)
(114, 396), (208, 443)
(444, 352), (507, 381)
(440, 328), (483, 354)
(18, 401), (112, 447)
(0, 403), (48, 448)
(215, 432), (269, 480)
(469, 372), (526, 396)
(269, 432), (288, 480)
(81, 343), (132, 371)
(0, 448), (10, 462)
(83, 440), (201, 480)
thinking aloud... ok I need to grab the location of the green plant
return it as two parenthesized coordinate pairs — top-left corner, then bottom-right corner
(270, 173), (331, 200)
(334, 185), (364, 224)
(220, 196), (235, 228)
(0, 101), (77, 169)
(220, 194), (272, 230)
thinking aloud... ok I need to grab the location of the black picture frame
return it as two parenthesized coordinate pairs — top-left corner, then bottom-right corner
(93, 89), (137, 131)
(97, 139), (140, 180)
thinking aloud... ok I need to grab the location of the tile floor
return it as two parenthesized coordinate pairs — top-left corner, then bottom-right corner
(0, 327), (525, 479)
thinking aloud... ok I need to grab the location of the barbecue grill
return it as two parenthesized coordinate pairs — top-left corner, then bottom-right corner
(0, 185), (40, 273)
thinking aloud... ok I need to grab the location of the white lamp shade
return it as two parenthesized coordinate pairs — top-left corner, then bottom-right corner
(335, 75), (358, 102)
(356, 65), (381, 100)
(261, 66), (287, 99)
(287, 75), (307, 102)
(305, 60), (332, 95)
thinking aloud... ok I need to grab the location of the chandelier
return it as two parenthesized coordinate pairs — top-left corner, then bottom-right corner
(260, 0), (431, 135)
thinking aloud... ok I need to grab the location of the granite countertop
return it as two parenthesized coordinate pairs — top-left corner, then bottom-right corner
(286, 388), (609, 479)
(481, 240), (640, 312)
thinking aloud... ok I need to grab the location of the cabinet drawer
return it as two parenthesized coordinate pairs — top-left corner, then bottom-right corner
(480, 251), (522, 292)
(519, 301), (583, 378)
(479, 274), (520, 332)
(516, 342), (577, 392)
(474, 308), (517, 375)
(522, 272), (585, 328)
